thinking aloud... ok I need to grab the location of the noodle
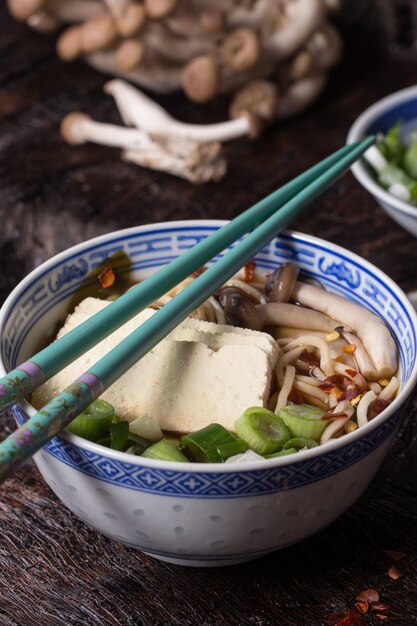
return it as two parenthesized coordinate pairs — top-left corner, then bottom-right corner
(275, 365), (296, 413)
(293, 380), (329, 403)
(283, 335), (334, 376)
(275, 346), (306, 385)
(379, 376), (400, 401)
(356, 390), (376, 427)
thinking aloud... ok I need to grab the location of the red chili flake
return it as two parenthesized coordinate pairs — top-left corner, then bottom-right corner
(369, 398), (390, 419)
(325, 374), (346, 387)
(388, 565), (403, 580)
(383, 550), (406, 561)
(355, 601), (369, 615)
(328, 609), (364, 625)
(345, 368), (358, 378)
(299, 349), (320, 367)
(98, 266), (115, 289)
(192, 266), (207, 278)
(356, 589), (380, 603)
(370, 603), (391, 613)
(244, 260), (256, 282)
(288, 387), (304, 404)
(319, 383), (334, 393)
(321, 411), (348, 421)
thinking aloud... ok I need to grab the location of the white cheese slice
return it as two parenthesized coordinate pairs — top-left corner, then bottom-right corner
(33, 297), (277, 432)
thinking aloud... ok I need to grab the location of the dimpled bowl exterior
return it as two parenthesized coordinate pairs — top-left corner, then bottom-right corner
(1, 221), (416, 567)
(348, 85), (417, 237)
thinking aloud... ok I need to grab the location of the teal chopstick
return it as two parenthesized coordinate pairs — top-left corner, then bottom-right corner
(0, 141), (364, 412)
(0, 137), (375, 481)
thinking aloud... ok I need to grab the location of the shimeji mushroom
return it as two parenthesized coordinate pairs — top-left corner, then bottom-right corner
(7, 0), (45, 21)
(60, 111), (226, 183)
(263, 0), (325, 62)
(144, 22), (214, 63)
(87, 49), (183, 92)
(15, 0), (344, 182)
(11, 0), (342, 114)
(115, 39), (145, 70)
(290, 282), (398, 379)
(104, 77), (325, 147)
(115, 2), (146, 36)
(8, 0), (104, 23)
(104, 78), (253, 140)
(144, 0), (179, 20)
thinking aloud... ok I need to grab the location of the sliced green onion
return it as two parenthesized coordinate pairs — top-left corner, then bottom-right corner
(217, 439), (248, 462)
(142, 439), (189, 462)
(235, 407), (291, 455)
(265, 448), (298, 458)
(277, 404), (327, 442)
(283, 437), (318, 450)
(110, 421), (130, 451)
(378, 122), (404, 163)
(66, 399), (114, 441)
(403, 137), (417, 178)
(127, 432), (152, 455)
(180, 423), (237, 463)
(129, 414), (162, 442)
(378, 164), (417, 200)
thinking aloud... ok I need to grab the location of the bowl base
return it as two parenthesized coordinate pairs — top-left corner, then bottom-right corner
(143, 551), (263, 568)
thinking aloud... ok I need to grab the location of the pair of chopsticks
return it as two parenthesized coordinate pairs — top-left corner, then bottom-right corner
(0, 137), (374, 482)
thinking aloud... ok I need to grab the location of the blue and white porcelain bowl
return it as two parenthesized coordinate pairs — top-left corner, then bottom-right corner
(348, 85), (417, 237)
(1, 221), (416, 567)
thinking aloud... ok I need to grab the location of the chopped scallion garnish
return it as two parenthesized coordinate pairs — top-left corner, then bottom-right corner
(277, 404), (327, 442)
(283, 437), (318, 450)
(66, 399), (114, 442)
(142, 439), (189, 462)
(129, 414), (162, 442)
(180, 423), (238, 462)
(265, 448), (298, 458)
(110, 421), (130, 451)
(235, 407), (291, 455)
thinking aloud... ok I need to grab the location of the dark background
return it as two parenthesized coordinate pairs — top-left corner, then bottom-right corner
(0, 2), (416, 625)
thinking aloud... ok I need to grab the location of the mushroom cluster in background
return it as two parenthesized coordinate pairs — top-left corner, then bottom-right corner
(8, 0), (343, 182)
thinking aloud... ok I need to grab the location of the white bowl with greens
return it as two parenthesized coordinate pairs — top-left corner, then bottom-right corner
(1, 222), (416, 567)
(348, 85), (417, 237)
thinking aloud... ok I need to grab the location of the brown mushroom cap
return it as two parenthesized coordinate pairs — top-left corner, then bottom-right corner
(181, 55), (219, 103)
(221, 28), (260, 73)
(115, 39), (145, 70)
(229, 80), (278, 138)
(265, 263), (300, 303)
(7, 0), (44, 21)
(56, 26), (83, 62)
(116, 2), (146, 37)
(220, 292), (262, 331)
(81, 14), (118, 54)
(28, 10), (59, 33)
(145, 0), (178, 20)
(288, 50), (313, 81)
(199, 9), (224, 33)
(60, 112), (91, 145)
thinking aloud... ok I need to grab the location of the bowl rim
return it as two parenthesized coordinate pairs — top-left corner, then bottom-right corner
(1, 219), (417, 474)
(347, 84), (417, 219)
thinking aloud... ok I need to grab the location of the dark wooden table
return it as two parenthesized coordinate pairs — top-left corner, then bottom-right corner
(0, 6), (416, 626)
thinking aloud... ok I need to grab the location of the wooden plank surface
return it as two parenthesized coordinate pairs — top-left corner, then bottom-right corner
(0, 5), (416, 625)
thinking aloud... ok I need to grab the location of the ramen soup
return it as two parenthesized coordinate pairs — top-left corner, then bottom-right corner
(32, 262), (399, 464)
